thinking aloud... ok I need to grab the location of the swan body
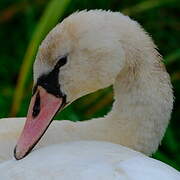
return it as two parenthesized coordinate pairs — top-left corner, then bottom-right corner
(0, 141), (179, 180)
(0, 118), (68, 162)
(0, 10), (178, 178)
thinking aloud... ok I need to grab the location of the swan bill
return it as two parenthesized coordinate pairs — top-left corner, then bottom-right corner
(14, 86), (66, 160)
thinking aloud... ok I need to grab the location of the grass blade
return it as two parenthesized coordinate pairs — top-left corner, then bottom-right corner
(122, 0), (177, 16)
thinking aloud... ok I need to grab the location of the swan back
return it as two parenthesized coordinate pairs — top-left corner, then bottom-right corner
(0, 141), (179, 180)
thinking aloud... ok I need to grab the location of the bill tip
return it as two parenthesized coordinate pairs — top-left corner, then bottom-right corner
(14, 145), (26, 160)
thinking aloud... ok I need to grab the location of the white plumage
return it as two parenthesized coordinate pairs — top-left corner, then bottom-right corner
(0, 10), (179, 179)
(0, 141), (179, 180)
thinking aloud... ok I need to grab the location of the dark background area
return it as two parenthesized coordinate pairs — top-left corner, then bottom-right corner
(0, 0), (179, 170)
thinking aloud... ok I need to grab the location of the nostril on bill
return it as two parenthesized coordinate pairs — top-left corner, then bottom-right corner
(32, 91), (41, 118)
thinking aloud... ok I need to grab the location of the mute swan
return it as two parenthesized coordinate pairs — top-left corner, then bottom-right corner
(0, 10), (179, 179)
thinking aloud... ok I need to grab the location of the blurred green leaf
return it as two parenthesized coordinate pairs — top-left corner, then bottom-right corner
(164, 49), (180, 65)
(122, 0), (177, 15)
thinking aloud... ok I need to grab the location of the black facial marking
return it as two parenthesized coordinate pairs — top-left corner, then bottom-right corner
(57, 56), (67, 67)
(33, 56), (67, 98)
(32, 91), (40, 118)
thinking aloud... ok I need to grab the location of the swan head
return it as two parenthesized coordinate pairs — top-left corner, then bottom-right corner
(14, 11), (125, 160)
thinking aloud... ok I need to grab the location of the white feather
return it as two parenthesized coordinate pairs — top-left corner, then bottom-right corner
(0, 141), (179, 180)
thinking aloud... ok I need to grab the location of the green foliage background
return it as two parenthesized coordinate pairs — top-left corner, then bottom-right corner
(0, 0), (179, 170)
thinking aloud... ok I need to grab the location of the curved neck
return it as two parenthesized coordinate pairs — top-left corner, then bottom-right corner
(103, 40), (173, 155)
(70, 40), (173, 155)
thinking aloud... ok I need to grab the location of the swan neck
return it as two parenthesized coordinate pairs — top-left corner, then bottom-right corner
(105, 43), (173, 155)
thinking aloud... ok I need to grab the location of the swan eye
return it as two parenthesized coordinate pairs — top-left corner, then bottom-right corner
(55, 56), (67, 69)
